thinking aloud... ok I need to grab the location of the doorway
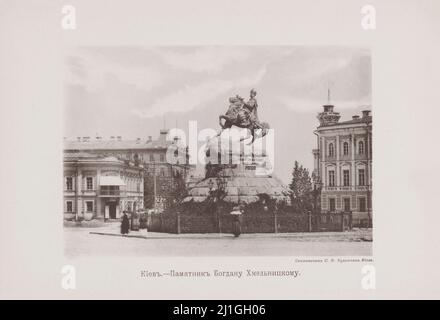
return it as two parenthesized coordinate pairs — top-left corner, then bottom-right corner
(109, 203), (117, 219)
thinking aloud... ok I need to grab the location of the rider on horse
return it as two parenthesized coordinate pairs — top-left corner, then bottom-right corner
(218, 89), (269, 144)
(224, 89), (259, 128)
(243, 88), (259, 124)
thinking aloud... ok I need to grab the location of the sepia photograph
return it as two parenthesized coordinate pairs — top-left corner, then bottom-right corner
(63, 46), (372, 257)
(2, 0), (440, 302)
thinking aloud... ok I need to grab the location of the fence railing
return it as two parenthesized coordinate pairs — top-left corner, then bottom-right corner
(145, 211), (353, 234)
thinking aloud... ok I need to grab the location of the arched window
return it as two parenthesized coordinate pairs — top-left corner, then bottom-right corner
(328, 143), (334, 157)
(358, 141), (364, 155)
(343, 142), (349, 156)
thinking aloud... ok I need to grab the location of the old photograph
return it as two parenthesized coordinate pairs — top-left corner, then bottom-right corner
(63, 46), (372, 257)
(4, 0), (440, 302)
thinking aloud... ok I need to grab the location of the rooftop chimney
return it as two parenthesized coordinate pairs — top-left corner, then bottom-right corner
(77, 137), (81, 142)
(147, 136), (152, 143)
(362, 110), (371, 118)
(82, 136), (90, 142)
(117, 136), (122, 141)
(159, 129), (169, 145)
(352, 115), (360, 120)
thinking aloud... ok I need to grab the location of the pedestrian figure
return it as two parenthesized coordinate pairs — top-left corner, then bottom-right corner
(121, 212), (130, 235)
(230, 206), (243, 237)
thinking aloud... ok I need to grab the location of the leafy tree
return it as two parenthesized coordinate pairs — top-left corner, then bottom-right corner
(143, 176), (155, 209)
(166, 170), (188, 208)
(144, 168), (189, 211)
(289, 161), (313, 212)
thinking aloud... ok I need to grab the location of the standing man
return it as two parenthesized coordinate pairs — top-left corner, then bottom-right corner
(244, 88), (259, 124)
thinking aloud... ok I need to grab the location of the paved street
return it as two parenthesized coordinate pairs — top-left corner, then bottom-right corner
(64, 223), (372, 257)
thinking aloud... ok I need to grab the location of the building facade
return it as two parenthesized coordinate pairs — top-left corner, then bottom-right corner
(63, 153), (144, 220)
(64, 129), (176, 167)
(312, 104), (372, 227)
(63, 129), (192, 219)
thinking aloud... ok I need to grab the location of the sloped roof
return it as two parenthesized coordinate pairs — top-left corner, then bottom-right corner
(63, 152), (145, 169)
(63, 152), (123, 162)
(319, 115), (372, 128)
(63, 139), (172, 151)
(63, 151), (102, 159)
(338, 115), (372, 125)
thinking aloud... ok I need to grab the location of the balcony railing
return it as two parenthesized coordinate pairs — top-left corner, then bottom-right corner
(99, 190), (126, 196)
(323, 185), (372, 192)
(64, 189), (134, 197)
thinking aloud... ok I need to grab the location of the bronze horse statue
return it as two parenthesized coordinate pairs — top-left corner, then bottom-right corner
(217, 96), (269, 144)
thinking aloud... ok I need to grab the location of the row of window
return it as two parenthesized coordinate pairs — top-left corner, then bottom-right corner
(328, 141), (365, 157)
(65, 177), (140, 191)
(65, 176), (94, 190)
(328, 169), (366, 187)
(133, 153), (166, 163)
(65, 200), (93, 213)
(65, 201), (139, 213)
(113, 153), (167, 163)
(328, 197), (367, 212)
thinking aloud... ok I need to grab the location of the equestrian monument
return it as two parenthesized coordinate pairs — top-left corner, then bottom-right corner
(183, 89), (291, 205)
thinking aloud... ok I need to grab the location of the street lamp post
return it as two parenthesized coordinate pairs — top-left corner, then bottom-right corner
(207, 179), (222, 233)
(310, 180), (322, 232)
(313, 181), (322, 215)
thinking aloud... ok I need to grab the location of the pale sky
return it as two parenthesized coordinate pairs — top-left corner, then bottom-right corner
(64, 46), (371, 183)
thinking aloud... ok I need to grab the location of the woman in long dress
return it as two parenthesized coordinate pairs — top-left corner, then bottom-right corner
(121, 213), (130, 235)
(230, 206), (243, 237)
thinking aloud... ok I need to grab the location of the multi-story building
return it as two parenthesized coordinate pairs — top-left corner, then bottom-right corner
(63, 153), (144, 220)
(63, 129), (192, 218)
(312, 104), (372, 227)
(64, 129), (175, 167)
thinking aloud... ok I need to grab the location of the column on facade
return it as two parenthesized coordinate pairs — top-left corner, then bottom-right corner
(321, 137), (325, 186)
(366, 130), (372, 215)
(76, 169), (82, 218)
(351, 133), (356, 189)
(367, 131), (372, 186)
(335, 135), (340, 187)
(96, 169), (102, 218)
(368, 160), (372, 187)
(313, 152), (319, 176)
(320, 136), (326, 212)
